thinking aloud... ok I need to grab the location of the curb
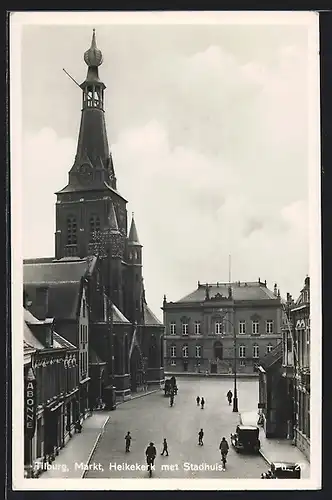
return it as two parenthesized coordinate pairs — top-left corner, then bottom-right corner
(81, 415), (110, 478)
(259, 448), (271, 466)
(164, 372), (258, 379)
(116, 389), (161, 406)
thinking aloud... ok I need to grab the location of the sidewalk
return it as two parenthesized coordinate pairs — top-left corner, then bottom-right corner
(40, 413), (110, 479)
(116, 387), (161, 406)
(164, 371), (258, 378)
(240, 411), (310, 479)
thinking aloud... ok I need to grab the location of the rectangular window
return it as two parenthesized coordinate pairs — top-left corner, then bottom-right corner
(266, 320), (273, 334)
(182, 345), (189, 358)
(194, 321), (201, 335)
(171, 359), (176, 366)
(239, 360), (245, 367)
(170, 345), (176, 358)
(170, 323), (176, 335)
(239, 345), (246, 358)
(215, 322), (223, 335)
(252, 321), (259, 335)
(195, 345), (202, 358)
(253, 345), (259, 358)
(239, 321), (246, 334)
(182, 323), (188, 336)
(266, 344), (273, 354)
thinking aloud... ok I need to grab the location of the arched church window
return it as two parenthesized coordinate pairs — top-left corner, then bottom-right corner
(89, 215), (101, 242)
(113, 335), (121, 374)
(148, 337), (158, 368)
(67, 216), (77, 245)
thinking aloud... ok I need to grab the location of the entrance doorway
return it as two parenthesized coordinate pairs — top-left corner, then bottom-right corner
(210, 363), (217, 374)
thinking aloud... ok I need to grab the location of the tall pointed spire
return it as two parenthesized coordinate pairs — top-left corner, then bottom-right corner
(128, 213), (141, 246)
(107, 201), (120, 232)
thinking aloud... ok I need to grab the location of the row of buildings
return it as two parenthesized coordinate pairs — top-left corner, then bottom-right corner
(257, 276), (310, 461)
(23, 31), (164, 477)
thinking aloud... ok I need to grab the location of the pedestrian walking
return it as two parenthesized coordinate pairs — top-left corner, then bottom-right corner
(145, 442), (157, 477)
(227, 390), (233, 406)
(161, 438), (169, 456)
(198, 428), (204, 446)
(201, 397), (205, 409)
(196, 396), (200, 406)
(125, 431), (132, 452)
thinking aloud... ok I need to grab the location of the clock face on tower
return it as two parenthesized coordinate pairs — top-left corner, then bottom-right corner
(79, 164), (93, 184)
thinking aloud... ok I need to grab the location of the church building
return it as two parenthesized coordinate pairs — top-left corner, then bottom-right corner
(23, 30), (164, 407)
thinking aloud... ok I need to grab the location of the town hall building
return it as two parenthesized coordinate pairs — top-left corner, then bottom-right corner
(23, 31), (164, 411)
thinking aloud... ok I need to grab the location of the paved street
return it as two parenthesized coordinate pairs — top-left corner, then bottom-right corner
(85, 377), (267, 479)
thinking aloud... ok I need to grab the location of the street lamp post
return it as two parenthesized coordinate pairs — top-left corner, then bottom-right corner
(232, 320), (239, 412)
(220, 316), (238, 412)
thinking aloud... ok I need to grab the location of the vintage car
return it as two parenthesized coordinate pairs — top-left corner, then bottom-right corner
(261, 462), (301, 479)
(230, 425), (261, 453)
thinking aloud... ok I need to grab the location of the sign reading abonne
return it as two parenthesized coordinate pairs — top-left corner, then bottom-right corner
(24, 368), (36, 439)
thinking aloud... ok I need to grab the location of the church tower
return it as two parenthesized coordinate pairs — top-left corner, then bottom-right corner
(55, 30), (128, 272)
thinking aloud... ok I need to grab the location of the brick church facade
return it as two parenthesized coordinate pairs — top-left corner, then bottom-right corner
(24, 31), (164, 408)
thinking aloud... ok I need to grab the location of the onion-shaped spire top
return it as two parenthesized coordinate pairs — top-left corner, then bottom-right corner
(84, 29), (103, 67)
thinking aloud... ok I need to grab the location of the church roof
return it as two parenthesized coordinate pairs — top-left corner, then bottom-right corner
(128, 216), (141, 246)
(143, 303), (163, 326)
(23, 258), (95, 321)
(25, 282), (82, 320)
(176, 281), (279, 303)
(55, 181), (127, 202)
(53, 332), (77, 349)
(24, 257), (93, 284)
(112, 304), (130, 324)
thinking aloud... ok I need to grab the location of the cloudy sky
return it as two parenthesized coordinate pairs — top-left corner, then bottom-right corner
(15, 12), (319, 319)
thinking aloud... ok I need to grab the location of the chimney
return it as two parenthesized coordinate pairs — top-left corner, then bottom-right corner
(163, 294), (167, 305)
(274, 283), (278, 296)
(197, 281), (201, 288)
(35, 286), (49, 320)
(264, 280), (267, 287)
(205, 284), (210, 301)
